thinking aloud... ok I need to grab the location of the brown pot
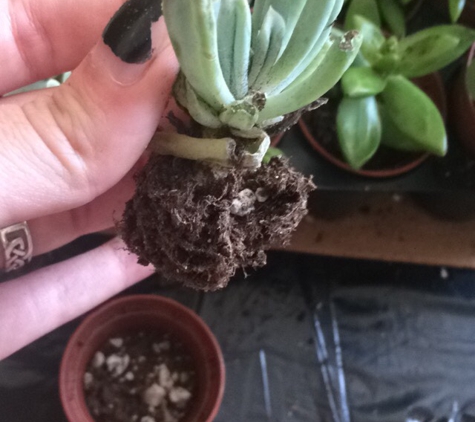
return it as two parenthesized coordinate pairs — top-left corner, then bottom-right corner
(450, 43), (475, 159)
(59, 295), (225, 422)
(299, 72), (447, 178)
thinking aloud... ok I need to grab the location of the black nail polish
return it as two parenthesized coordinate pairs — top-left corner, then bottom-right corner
(103, 0), (162, 64)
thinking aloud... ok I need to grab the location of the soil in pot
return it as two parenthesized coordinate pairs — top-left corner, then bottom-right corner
(300, 74), (446, 178)
(84, 330), (197, 422)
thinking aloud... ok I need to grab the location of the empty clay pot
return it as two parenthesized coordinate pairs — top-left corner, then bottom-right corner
(59, 295), (225, 422)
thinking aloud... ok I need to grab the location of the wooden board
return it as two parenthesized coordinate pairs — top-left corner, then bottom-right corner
(284, 193), (475, 269)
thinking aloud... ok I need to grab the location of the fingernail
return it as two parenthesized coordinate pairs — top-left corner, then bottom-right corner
(103, 0), (162, 64)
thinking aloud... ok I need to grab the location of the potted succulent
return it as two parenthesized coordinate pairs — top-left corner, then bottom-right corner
(60, 295), (225, 422)
(299, 16), (475, 177)
(119, 0), (362, 290)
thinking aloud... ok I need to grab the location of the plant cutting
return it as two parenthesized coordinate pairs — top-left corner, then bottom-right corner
(119, 0), (361, 290)
(301, 16), (475, 173)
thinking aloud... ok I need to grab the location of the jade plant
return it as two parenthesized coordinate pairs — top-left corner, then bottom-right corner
(335, 16), (475, 169)
(119, 0), (361, 290)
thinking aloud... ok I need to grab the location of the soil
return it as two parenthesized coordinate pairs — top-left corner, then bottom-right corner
(84, 331), (196, 422)
(301, 98), (425, 172)
(120, 156), (314, 290)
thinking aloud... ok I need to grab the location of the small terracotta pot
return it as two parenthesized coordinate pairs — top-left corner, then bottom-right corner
(299, 72), (447, 178)
(450, 43), (475, 159)
(60, 295), (225, 422)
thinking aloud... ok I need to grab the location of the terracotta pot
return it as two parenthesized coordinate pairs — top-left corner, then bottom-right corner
(60, 295), (225, 422)
(450, 43), (475, 159)
(299, 72), (447, 178)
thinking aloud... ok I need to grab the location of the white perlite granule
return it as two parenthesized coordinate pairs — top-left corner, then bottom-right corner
(106, 354), (130, 376)
(143, 383), (167, 408)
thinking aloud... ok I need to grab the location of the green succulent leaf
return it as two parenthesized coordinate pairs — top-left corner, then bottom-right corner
(379, 103), (430, 152)
(336, 95), (381, 169)
(258, 31), (363, 123)
(380, 75), (447, 156)
(219, 100), (259, 131)
(449, 0), (466, 23)
(254, 0), (341, 92)
(352, 15), (386, 65)
(341, 66), (387, 97)
(173, 73), (222, 128)
(252, 0), (307, 57)
(344, 0), (381, 31)
(163, 0), (235, 110)
(267, 1), (344, 95)
(378, 0), (406, 38)
(216, 0), (252, 99)
(248, 7), (286, 88)
(398, 25), (475, 78)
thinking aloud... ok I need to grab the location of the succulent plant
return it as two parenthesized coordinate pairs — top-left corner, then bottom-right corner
(155, 0), (362, 167)
(121, 0), (362, 290)
(335, 16), (475, 169)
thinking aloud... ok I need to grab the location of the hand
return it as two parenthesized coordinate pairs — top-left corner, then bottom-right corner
(0, 0), (178, 360)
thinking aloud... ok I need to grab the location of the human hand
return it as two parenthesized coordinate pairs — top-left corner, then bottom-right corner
(0, 0), (178, 360)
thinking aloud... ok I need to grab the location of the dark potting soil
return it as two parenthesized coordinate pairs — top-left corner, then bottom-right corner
(301, 99), (425, 172)
(120, 156), (314, 291)
(84, 331), (196, 422)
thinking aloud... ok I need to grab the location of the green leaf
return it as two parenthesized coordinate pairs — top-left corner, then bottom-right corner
(336, 96), (382, 169)
(341, 66), (387, 97)
(252, 0), (307, 57)
(173, 73), (222, 128)
(248, 7), (286, 88)
(378, 0), (406, 38)
(216, 0), (251, 99)
(380, 75), (447, 156)
(258, 31), (362, 122)
(255, 0), (340, 92)
(163, 0), (235, 110)
(344, 0), (381, 31)
(398, 25), (475, 78)
(379, 103), (429, 151)
(266, 1), (344, 94)
(449, 0), (466, 23)
(352, 15), (386, 65)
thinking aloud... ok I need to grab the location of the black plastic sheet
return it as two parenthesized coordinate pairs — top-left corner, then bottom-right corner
(1, 235), (475, 422)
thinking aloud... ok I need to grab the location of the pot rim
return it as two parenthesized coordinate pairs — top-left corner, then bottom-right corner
(59, 294), (225, 422)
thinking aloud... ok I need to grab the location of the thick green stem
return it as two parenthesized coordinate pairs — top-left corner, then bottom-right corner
(149, 132), (237, 166)
(149, 131), (271, 168)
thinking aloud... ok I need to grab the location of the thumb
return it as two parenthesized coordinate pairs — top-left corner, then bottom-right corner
(0, 1), (178, 227)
